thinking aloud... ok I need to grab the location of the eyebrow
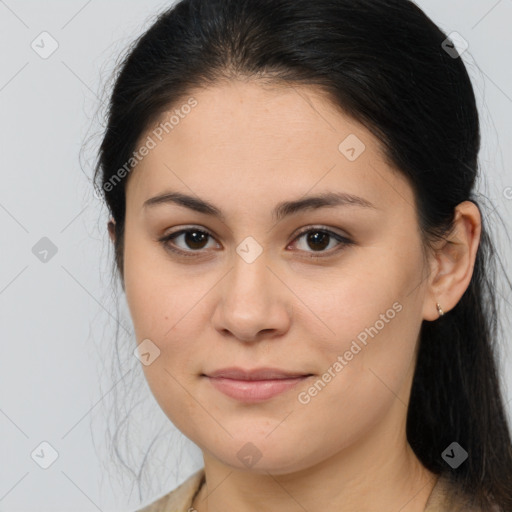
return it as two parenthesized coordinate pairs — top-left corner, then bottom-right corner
(143, 190), (376, 222)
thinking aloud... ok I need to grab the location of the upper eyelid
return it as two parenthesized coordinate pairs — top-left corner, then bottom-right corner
(292, 225), (350, 239)
(164, 224), (349, 240)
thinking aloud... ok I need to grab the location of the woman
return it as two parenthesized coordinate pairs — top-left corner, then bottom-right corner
(94, 0), (512, 510)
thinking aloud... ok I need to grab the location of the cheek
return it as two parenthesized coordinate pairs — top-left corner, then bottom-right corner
(123, 237), (208, 390)
(295, 243), (424, 399)
(123, 232), (184, 340)
(298, 257), (415, 347)
(291, 292), (419, 456)
(123, 229), (155, 333)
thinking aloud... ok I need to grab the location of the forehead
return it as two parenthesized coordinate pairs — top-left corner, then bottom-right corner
(125, 80), (413, 214)
(147, 80), (377, 155)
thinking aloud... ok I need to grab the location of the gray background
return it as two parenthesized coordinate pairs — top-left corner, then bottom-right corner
(0, 1), (511, 511)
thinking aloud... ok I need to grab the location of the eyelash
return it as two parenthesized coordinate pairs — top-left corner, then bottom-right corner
(158, 225), (354, 259)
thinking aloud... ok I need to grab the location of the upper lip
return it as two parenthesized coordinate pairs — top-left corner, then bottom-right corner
(204, 367), (312, 380)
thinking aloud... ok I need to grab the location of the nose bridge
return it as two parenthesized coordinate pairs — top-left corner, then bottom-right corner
(212, 243), (291, 339)
(227, 244), (273, 307)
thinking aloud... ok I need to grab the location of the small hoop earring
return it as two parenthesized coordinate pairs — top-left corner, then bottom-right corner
(436, 302), (445, 317)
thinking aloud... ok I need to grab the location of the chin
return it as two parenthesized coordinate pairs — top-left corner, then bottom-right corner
(203, 435), (316, 475)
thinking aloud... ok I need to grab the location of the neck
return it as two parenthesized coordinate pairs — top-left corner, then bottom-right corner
(192, 405), (438, 512)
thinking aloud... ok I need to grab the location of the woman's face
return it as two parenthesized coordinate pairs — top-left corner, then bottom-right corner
(121, 80), (433, 474)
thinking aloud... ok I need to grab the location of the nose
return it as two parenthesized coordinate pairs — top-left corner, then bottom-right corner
(211, 252), (293, 343)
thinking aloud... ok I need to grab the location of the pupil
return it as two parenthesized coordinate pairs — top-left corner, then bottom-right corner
(308, 231), (329, 251)
(182, 231), (330, 251)
(186, 231), (207, 249)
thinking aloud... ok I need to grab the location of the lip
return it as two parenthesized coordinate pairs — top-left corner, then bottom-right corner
(203, 367), (313, 402)
(206, 366), (311, 380)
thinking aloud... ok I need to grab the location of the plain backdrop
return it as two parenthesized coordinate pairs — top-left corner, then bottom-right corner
(1, 1), (511, 511)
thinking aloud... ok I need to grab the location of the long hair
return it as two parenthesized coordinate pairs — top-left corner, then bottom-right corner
(92, 0), (512, 508)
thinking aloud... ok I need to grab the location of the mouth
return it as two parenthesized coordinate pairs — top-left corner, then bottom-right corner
(202, 367), (314, 402)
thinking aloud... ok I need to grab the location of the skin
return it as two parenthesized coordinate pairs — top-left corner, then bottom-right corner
(108, 80), (481, 511)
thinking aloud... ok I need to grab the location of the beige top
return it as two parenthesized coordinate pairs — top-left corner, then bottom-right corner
(137, 468), (496, 512)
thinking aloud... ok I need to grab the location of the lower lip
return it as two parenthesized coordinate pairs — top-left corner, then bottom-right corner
(205, 376), (311, 402)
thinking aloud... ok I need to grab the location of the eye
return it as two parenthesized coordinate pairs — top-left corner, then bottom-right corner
(288, 226), (354, 257)
(159, 227), (219, 257)
(158, 225), (354, 258)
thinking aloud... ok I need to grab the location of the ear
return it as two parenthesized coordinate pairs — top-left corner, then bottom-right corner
(108, 217), (116, 243)
(422, 201), (481, 321)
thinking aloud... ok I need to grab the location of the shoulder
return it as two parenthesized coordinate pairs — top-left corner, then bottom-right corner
(136, 468), (503, 512)
(424, 472), (501, 512)
(137, 468), (205, 512)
